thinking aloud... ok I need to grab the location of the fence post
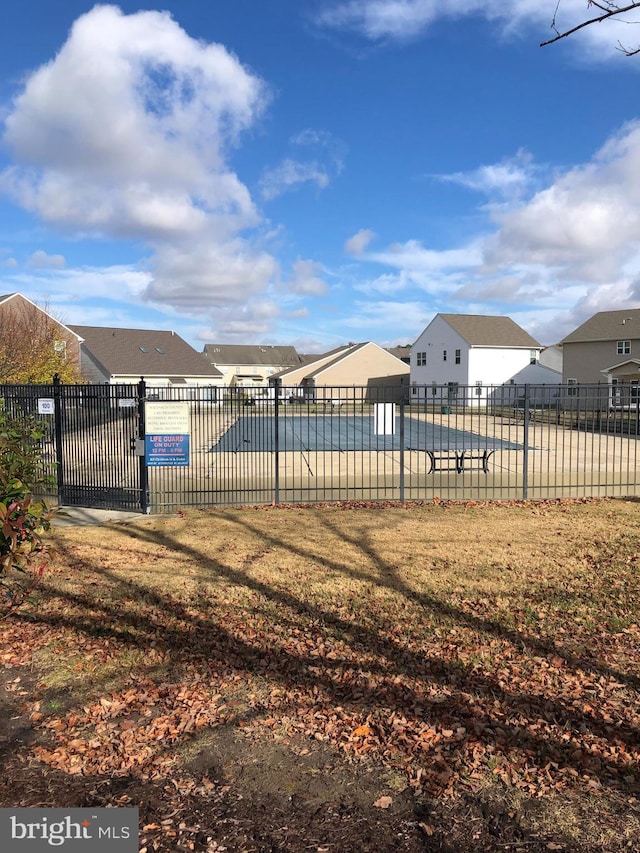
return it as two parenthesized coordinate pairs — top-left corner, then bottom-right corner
(274, 378), (281, 505)
(137, 377), (150, 513)
(522, 384), (530, 500)
(52, 374), (65, 504)
(399, 381), (405, 502)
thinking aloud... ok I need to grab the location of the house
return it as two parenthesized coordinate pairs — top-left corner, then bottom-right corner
(0, 292), (83, 381)
(70, 325), (223, 397)
(491, 359), (562, 409)
(561, 308), (640, 382)
(202, 344), (303, 396)
(269, 342), (410, 402)
(410, 314), (543, 406)
(561, 308), (640, 409)
(539, 345), (563, 373)
(386, 345), (411, 364)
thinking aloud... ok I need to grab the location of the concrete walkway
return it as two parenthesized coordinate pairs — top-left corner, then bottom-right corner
(52, 506), (146, 527)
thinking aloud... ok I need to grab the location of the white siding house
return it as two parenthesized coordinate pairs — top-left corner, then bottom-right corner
(410, 314), (543, 406)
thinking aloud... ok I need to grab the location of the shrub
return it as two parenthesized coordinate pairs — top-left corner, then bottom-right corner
(0, 408), (56, 616)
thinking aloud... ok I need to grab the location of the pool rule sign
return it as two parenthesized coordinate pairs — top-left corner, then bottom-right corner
(145, 402), (190, 467)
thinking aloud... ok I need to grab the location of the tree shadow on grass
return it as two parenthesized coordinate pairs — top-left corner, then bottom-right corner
(14, 509), (638, 802)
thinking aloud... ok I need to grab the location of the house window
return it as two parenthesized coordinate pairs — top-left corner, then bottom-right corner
(475, 381), (483, 396)
(411, 386), (417, 396)
(416, 351), (426, 366)
(530, 349), (538, 364)
(617, 340), (631, 355)
(443, 350), (447, 362)
(431, 382), (438, 397)
(53, 340), (67, 359)
(567, 378), (578, 397)
(447, 381), (458, 400)
(455, 349), (461, 364)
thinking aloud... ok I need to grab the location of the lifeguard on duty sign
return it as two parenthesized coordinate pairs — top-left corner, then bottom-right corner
(0, 807), (138, 851)
(144, 401), (191, 467)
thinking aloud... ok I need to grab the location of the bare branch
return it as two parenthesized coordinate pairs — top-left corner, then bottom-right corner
(541, 1), (640, 51)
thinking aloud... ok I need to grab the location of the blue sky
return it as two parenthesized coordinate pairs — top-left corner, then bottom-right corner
(1, 1), (640, 352)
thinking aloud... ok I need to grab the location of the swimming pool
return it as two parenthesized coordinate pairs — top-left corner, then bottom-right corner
(211, 415), (523, 453)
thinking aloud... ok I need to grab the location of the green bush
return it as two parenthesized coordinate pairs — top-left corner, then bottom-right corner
(0, 408), (56, 616)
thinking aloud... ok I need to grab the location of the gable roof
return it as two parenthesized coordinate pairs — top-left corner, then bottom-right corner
(561, 309), (640, 344)
(70, 325), (222, 379)
(600, 358), (640, 374)
(0, 292), (83, 340)
(302, 342), (371, 379)
(270, 345), (353, 380)
(203, 343), (303, 367)
(272, 342), (409, 383)
(437, 314), (541, 348)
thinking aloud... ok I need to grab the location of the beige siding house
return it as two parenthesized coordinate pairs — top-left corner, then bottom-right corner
(561, 309), (640, 382)
(202, 344), (303, 395)
(561, 309), (640, 408)
(271, 342), (410, 402)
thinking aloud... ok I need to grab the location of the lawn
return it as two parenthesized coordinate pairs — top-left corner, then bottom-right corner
(1, 498), (639, 852)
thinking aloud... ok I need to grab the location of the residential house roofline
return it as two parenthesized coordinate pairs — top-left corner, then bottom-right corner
(70, 325), (222, 379)
(435, 314), (541, 348)
(561, 308), (640, 344)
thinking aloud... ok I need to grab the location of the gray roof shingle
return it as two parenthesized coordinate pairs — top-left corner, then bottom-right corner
(70, 326), (222, 378)
(561, 309), (640, 344)
(438, 314), (541, 348)
(202, 344), (303, 368)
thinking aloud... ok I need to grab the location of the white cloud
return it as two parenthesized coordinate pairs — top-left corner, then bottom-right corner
(1, 6), (266, 239)
(339, 120), (640, 343)
(145, 238), (279, 307)
(484, 122), (640, 283)
(0, 248), (17, 268)
(0, 5), (281, 334)
(289, 258), (328, 295)
(26, 249), (66, 269)
(340, 299), (432, 336)
(290, 128), (347, 172)
(285, 307), (310, 319)
(345, 228), (375, 255)
(6, 264), (151, 301)
(260, 127), (346, 200)
(369, 238), (483, 273)
(260, 159), (330, 200)
(209, 300), (282, 337)
(315, 0), (640, 58)
(436, 149), (540, 201)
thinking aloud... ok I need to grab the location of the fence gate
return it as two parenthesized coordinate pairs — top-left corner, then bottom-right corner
(53, 380), (145, 511)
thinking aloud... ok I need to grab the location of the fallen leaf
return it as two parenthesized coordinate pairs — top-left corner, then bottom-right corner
(352, 724), (373, 737)
(373, 795), (392, 809)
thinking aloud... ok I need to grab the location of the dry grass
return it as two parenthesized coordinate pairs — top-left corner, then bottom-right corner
(2, 497), (640, 850)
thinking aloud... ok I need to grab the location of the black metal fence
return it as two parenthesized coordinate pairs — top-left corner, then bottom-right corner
(1, 379), (638, 512)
